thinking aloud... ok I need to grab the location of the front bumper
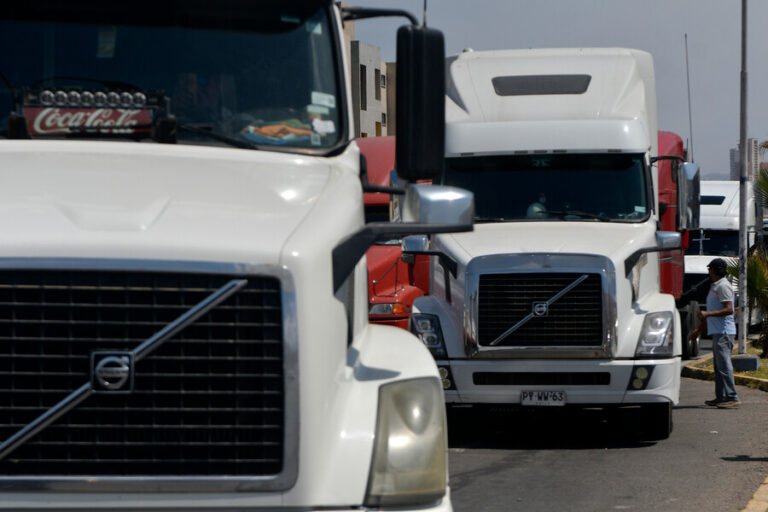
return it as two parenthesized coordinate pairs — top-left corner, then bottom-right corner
(438, 358), (680, 406)
(0, 490), (453, 511)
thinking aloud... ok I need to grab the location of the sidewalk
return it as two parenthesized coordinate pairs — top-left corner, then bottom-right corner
(681, 334), (768, 512)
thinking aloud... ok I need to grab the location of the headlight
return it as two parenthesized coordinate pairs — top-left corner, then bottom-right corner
(409, 313), (447, 358)
(364, 378), (447, 508)
(369, 302), (407, 315)
(635, 311), (674, 357)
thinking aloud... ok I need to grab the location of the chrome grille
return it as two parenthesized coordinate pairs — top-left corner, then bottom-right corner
(478, 273), (602, 347)
(0, 270), (284, 477)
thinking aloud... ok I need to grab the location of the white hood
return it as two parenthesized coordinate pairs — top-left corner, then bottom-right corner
(439, 221), (657, 266)
(0, 141), (331, 264)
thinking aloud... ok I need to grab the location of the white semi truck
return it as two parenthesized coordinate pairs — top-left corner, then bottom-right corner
(684, 181), (757, 316)
(0, 2), (474, 510)
(408, 48), (698, 439)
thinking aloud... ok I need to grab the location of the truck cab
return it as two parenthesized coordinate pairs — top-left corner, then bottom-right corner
(0, 2), (471, 510)
(409, 48), (698, 439)
(684, 180), (760, 326)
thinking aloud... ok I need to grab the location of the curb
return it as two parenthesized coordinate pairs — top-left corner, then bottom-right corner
(743, 479), (768, 512)
(681, 341), (768, 392)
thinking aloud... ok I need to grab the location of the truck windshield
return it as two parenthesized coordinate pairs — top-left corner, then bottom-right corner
(443, 153), (649, 222)
(685, 230), (739, 256)
(0, 2), (343, 151)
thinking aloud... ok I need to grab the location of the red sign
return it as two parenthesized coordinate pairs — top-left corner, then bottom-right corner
(23, 107), (153, 135)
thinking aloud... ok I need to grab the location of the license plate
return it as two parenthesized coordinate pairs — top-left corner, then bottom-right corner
(520, 390), (566, 406)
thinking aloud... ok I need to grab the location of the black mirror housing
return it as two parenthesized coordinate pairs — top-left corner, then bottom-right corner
(395, 24), (445, 181)
(677, 162), (700, 230)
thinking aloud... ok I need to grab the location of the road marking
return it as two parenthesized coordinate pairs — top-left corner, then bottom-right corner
(742, 476), (768, 512)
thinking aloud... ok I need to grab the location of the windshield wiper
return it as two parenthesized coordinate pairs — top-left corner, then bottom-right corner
(178, 124), (259, 150)
(475, 216), (511, 223)
(539, 210), (611, 222)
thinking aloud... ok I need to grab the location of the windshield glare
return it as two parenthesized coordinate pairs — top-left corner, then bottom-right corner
(0, 6), (342, 150)
(443, 153), (649, 222)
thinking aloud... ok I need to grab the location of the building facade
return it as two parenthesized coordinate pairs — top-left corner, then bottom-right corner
(349, 41), (389, 138)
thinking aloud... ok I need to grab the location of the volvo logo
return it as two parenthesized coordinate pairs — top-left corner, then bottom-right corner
(532, 302), (549, 317)
(91, 352), (134, 392)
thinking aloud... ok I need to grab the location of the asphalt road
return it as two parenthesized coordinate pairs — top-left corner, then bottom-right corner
(448, 376), (768, 512)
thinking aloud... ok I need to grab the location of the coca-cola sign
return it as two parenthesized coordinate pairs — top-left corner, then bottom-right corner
(23, 107), (153, 135)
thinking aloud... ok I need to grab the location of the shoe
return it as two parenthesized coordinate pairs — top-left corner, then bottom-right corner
(716, 400), (741, 409)
(705, 398), (723, 406)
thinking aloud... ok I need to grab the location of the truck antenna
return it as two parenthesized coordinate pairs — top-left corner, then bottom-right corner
(685, 33), (695, 162)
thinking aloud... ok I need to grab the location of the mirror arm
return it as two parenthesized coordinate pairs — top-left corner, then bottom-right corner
(402, 249), (457, 305)
(332, 222), (470, 293)
(362, 184), (405, 195)
(339, 6), (419, 25)
(624, 246), (675, 277)
(650, 155), (684, 164)
(402, 250), (457, 278)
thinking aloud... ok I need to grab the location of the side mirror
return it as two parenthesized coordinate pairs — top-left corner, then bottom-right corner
(402, 184), (474, 225)
(656, 231), (682, 250)
(677, 162), (700, 230)
(402, 235), (429, 253)
(395, 25), (445, 181)
(389, 168), (403, 222)
(332, 184), (473, 293)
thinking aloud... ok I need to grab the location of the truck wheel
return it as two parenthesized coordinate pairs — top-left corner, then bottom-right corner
(446, 406), (471, 443)
(679, 301), (700, 359)
(679, 307), (691, 359)
(642, 402), (673, 440)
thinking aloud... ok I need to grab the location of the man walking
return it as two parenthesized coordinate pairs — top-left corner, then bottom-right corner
(689, 258), (740, 408)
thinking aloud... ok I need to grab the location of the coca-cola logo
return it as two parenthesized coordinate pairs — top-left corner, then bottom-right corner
(23, 107), (152, 135)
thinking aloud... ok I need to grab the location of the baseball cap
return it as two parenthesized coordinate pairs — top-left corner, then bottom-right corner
(707, 258), (728, 273)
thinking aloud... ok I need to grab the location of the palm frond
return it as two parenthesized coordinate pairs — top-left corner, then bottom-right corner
(755, 168), (768, 208)
(728, 250), (768, 314)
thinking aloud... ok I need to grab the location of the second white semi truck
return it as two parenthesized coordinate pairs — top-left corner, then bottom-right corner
(408, 48), (698, 439)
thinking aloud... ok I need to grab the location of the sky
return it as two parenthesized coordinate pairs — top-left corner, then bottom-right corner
(346, 0), (768, 180)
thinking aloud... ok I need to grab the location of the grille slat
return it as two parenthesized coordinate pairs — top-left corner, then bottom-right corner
(478, 273), (603, 347)
(0, 337), (282, 344)
(0, 269), (285, 478)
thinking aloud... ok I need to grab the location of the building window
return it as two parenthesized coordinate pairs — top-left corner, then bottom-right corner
(381, 74), (386, 88)
(361, 132), (368, 138)
(360, 64), (367, 111)
(375, 122), (382, 137)
(381, 112), (387, 126)
(374, 68), (381, 101)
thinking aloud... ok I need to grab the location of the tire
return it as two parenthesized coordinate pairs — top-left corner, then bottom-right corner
(446, 406), (471, 443)
(679, 307), (691, 359)
(679, 301), (700, 359)
(641, 402), (673, 440)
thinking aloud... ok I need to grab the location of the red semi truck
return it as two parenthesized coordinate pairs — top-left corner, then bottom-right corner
(359, 136), (430, 329)
(657, 130), (701, 358)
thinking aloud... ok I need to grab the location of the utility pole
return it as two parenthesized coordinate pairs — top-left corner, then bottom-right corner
(737, 0), (748, 354)
(734, 0), (760, 371)
(685, 34), (694, 162)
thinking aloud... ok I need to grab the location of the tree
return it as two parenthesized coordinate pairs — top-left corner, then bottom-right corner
(727, 252), (768, 356)
(728, 165), (768, 356)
